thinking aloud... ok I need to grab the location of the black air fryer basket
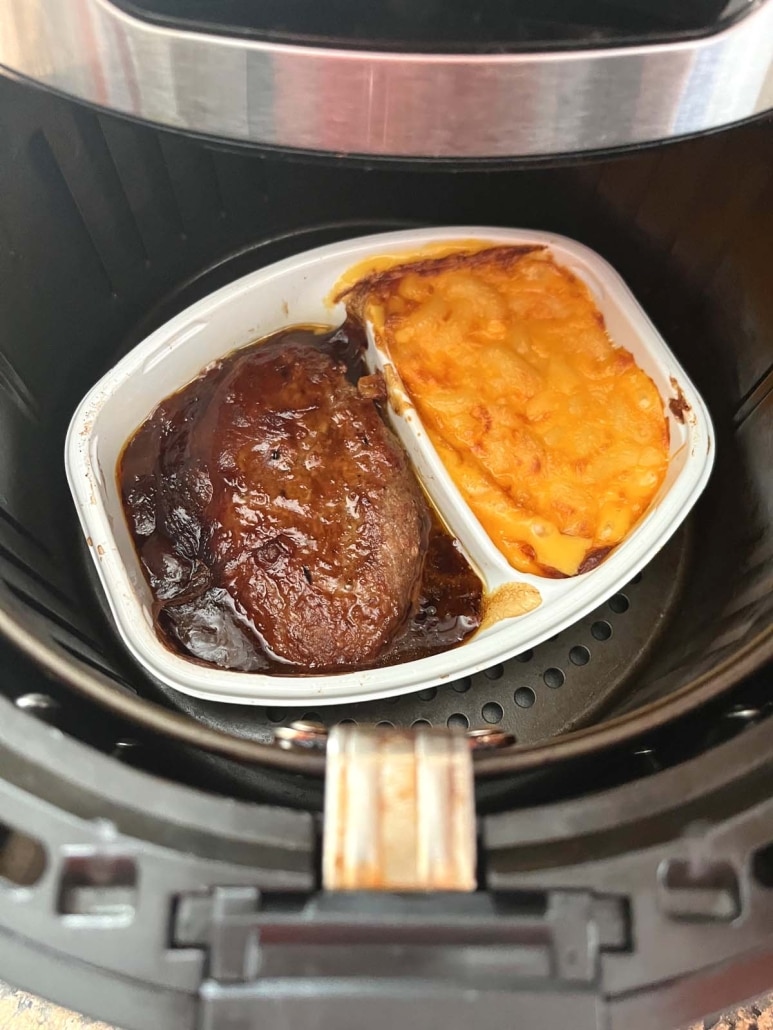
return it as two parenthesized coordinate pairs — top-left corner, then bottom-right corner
(1, 0), (773, 1027)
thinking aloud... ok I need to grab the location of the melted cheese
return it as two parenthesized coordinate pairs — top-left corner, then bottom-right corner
(362, 247), (669, 578)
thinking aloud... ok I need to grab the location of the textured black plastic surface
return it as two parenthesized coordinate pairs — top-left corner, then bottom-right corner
(0, 74), (773, 1030)
(1, 667), (773, 1030)
(2, 681), (772, 1030)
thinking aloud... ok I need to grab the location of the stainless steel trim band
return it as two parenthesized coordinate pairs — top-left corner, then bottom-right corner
(0, 0), (772, 158)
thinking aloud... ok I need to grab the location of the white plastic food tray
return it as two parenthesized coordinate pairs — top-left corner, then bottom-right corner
(66, 228), (714, 706)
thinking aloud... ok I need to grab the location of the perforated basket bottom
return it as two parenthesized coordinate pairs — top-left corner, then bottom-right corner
(158, 523), (689, 746)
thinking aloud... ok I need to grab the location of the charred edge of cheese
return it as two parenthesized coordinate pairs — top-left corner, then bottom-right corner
(333, 243), (547, 313)
(479, 582), (542, 631)
(329, 239), (526, 308)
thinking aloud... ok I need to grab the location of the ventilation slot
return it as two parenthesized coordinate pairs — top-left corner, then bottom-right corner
(55, 639), (137, 695)
(658, 858), (740, 922)
(752, 842), (773, 889)
(0, 504), (51, 556)
(4, 580), (103, 653)
(0, 350), (40, 423)
(28, 130), (114, 297)
(0, 541), (73, 606)
(58, 854), (137, 923)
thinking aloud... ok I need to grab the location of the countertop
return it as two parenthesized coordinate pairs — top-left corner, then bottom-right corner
(0, 985), (114, 1030)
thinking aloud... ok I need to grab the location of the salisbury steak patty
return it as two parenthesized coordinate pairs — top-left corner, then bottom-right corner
(207, 334), (429, 666)
(121, 329), (430, 669)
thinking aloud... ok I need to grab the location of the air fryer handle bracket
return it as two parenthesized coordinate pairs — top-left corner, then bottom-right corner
(174, 887), (628, 1030)
(5, 696), (773, 1029)
(196, 980), (604, 1030)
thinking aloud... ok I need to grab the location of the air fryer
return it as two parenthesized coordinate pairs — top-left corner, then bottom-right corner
(0, 0), (772, 1027)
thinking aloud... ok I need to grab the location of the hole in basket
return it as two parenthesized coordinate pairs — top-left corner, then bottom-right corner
(15, 692), (59, 713)
(377, 721), (395, 729)
(337, 719), (357, 726)
(630, 572), (644, 586)
(591, 620), (613, 641)
(514, 687), (536, 708)
(111, 740), (143, 763)
(515, 649), (534, 663)
(609, 594), (630, 614)
(482, 702), (504, 724)
(267, 708), (286, 723)
(301, 711), (322, 724)
(453, 678), (472, 693)
(447, 713), (470, 729)
(412, 719), (431, 729)
(569, 646), (591, 666)
(0, 825), (46, 887)
(485, 664), (504, 680)
(543, 668), (565, 689)
(418, 688), (437, 701)
(752, 842), (773, 888)
(112, 739), (138, 753)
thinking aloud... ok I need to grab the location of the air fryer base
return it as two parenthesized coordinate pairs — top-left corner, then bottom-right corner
(4, 685), (773, 1030)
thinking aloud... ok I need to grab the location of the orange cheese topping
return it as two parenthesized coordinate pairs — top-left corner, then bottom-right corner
(351, 246), (669, 578)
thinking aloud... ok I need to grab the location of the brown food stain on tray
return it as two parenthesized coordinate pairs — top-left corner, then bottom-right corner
(669, 375), (691, 423)
(382, 362), (412, 417)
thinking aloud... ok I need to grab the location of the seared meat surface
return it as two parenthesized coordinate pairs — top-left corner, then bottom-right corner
(121, 326), (482, 672)
(205, 331), (427, 666)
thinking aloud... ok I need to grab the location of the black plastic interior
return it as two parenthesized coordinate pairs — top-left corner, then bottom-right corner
(0, 76), (772, 810)
(112, 0), (748, 50)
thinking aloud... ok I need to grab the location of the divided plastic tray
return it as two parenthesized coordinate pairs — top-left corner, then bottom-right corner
(66, 228), (714, 706)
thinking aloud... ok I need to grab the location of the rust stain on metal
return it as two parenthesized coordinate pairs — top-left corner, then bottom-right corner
(323, 724), (476, 892)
